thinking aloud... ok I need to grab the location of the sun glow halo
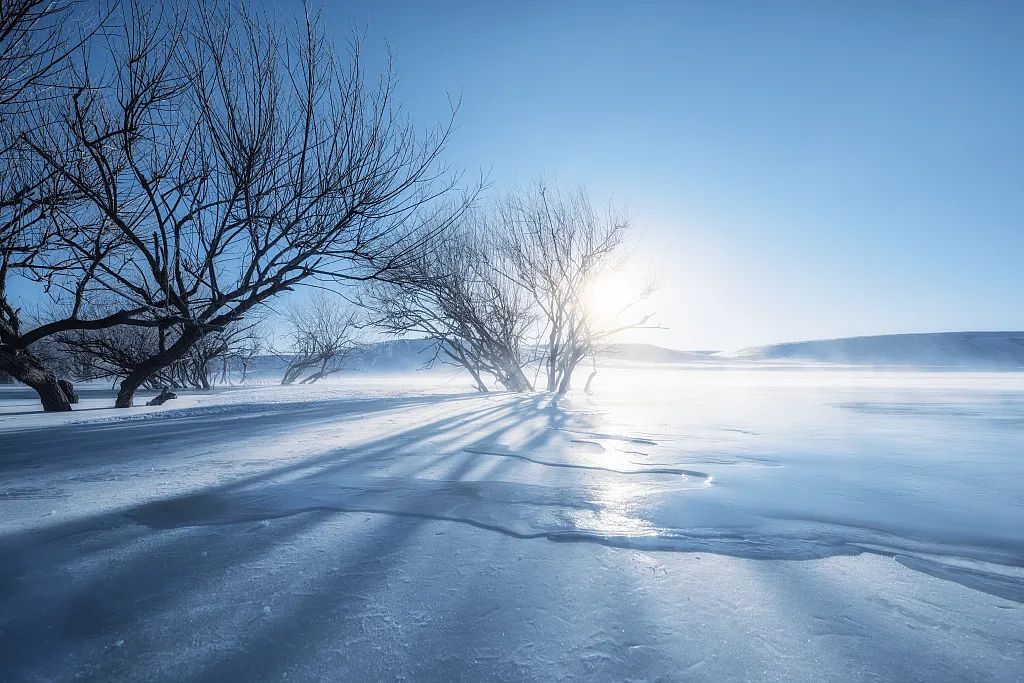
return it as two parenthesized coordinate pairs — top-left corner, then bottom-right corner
(585, 270), (639, 323)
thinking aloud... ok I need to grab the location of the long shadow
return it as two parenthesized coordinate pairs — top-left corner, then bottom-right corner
(0, 395), (533, 549)
(4, 388), (1020, 679)
(0, 393), (555, 680)
(0, 391), (531, 647)
(186, 396), (623, 679)
(0, 392), (485, 470)
(190, 509), (460, 680)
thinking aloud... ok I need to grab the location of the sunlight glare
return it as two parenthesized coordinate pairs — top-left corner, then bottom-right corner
(585, 270), (638, 323)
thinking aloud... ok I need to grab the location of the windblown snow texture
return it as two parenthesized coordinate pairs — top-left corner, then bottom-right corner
(0, 368), (1022, 680)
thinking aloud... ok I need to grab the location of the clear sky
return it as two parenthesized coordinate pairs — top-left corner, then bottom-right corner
(319, 0), (1024, 350)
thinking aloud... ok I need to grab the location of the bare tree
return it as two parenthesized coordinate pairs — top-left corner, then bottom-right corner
(58, 323), (172, 389)
(59, 317), (263, 390)
(364, 210), (535, 393)
(13, 1), (468, 408)
(0, 0), (98, 118)
(496, 181), (652, 395)
(365, 183), (652, 395)
(217, 323), (262, 385)
(177, 321), (264, 389)
(0, 0), (109, 410)
(274, 293), (359, 385)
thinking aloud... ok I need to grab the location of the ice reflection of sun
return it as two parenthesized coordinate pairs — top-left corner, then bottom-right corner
(581, 446), (660, 536)
(589, 477), (657, 536)
(577, 442), (713, 539)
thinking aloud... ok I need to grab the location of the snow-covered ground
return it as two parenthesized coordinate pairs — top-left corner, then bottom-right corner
(1, 366), (1022, 681)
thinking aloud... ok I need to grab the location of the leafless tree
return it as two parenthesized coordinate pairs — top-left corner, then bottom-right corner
(274, 293), (359, 385)
(0, 0), (107, 410)
(59, 317), (263, 390)
(178, 321), (264, 389)
(496, 181), (653, 395)
(10, 0), (467, 409)
(217, 323), (262, 385)
(0, 0), (99, 118)
(58, 323), (171, 389)
(363, 210), (535, 393)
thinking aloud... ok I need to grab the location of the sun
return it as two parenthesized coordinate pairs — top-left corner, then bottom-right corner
(585, 269), (639, 323)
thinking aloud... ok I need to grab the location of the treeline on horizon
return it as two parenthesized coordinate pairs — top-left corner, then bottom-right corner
(0, 0), (651, 411)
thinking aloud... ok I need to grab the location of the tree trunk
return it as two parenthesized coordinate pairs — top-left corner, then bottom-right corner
(297, 359), (331, 384)
(502, 364), (533, 392)
(442, 343), (490, 393)
(555, 354), (582, 396)
(58, 379), (79, 404)
(116, 327), (205, 408)
(0, 347), (76, 411)
(556, 371), (572, 396)
(546, 354), (558, 392)
(281, 362), (304, 385)
(545, 327), (560, 392)
(584, 366), (597, 394)
(300, 370), (327, 384)
(467, 365), (488, 393)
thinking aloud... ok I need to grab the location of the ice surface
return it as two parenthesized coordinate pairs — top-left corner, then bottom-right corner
(0, 367), (1022, 680)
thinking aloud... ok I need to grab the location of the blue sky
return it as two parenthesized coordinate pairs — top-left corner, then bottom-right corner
(320, 0), (1024, 350)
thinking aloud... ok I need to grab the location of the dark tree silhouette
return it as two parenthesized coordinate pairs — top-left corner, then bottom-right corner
(0, 0), (105, 410)
(59, 318), (262, 390)
(8, 1), (467, 408)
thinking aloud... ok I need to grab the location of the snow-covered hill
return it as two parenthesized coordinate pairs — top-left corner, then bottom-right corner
(723, 331), (1024, 368)
(248, 340), (715, 378)
(246, 331), (1024, 378)
(597, 343), (717, 364)
(244, 338), (442, 378)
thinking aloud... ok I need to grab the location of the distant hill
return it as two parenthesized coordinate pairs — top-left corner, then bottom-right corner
(246, 338), (442, 378)
(597, 343), (716, 364)
(343, 338), (441, 372)
(248, 332), (1024, 379)
(246, 339), (711, 379)
(721, 331), (1024, 368)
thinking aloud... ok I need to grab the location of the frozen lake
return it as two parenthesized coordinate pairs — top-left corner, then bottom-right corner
(1, 366), (1022, 680)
